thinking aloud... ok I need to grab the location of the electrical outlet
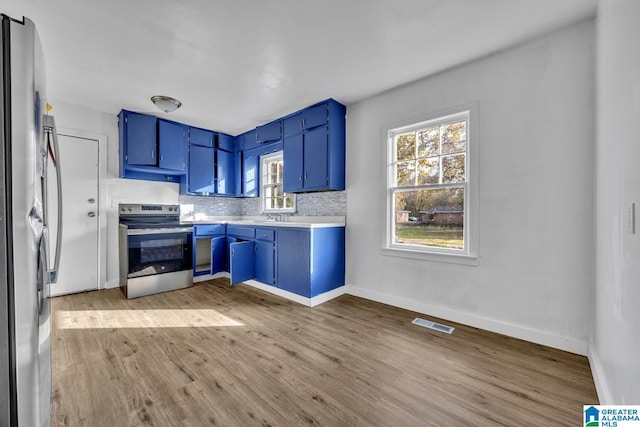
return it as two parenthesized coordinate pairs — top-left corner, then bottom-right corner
(626, 203), (636, 234)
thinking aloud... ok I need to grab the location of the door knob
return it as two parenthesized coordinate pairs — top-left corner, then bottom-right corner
(87, 212), (96, 218)
(88, 198), (95, 203)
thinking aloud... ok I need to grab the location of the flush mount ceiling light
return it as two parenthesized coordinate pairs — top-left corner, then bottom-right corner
(151, 95), (182, 113)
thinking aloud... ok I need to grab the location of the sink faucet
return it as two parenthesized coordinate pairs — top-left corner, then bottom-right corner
(263, 213), (277, 222)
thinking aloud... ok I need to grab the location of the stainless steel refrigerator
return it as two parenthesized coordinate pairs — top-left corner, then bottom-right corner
(1, 14), (62, 427)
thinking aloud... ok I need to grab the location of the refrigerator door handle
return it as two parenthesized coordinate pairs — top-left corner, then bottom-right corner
(44, 114), (63, 283)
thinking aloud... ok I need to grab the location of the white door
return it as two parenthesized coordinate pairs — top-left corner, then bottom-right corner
(49, 134), (99, 296)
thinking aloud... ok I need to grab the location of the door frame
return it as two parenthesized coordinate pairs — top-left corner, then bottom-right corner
(58, 128), (107, 290)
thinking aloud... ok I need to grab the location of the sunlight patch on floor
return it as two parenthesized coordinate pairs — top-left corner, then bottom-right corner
(55, 309), (245, 329)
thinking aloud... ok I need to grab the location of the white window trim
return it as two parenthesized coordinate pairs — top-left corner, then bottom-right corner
(383, 104), (478, 264)
(260, 151), (296, 214)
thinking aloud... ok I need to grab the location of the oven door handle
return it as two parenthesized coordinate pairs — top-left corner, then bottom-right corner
(127, 228), (193, 236)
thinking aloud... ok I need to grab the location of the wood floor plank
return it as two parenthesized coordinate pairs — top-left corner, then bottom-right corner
(51, 279), (598, 426)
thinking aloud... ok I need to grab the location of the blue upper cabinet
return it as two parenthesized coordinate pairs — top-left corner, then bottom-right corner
(189, 127), (214, 147)
(119, 110), (183, 183)
(255, 119), (282, 144)
(283, 103), (328, 136)
(186, 145), (215, 194)
(282, 99), (345, 193)
(218, 133), (235, 152)
(216, 149), (235, 196)
(182, 145), (235, 196)
(123, 111), (157, 165)
(158, 119), (188, 172)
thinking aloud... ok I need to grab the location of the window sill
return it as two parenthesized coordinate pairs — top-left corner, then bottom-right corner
(381, 246), (478, 266)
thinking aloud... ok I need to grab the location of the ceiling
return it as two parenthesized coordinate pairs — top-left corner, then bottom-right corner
(3, 0), (597, 135)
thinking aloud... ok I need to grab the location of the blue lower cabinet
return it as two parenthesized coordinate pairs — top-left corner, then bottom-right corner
(255, 240), (275, 285)
(229, 241), (255, 285)
(276, 229), (311, 296)
(276, 227), (345, 298)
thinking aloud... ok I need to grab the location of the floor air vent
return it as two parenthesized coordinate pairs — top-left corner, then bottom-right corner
(412, 318), (455, 334)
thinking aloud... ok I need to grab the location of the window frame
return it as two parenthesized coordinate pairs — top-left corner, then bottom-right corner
(384, 107), (478, 264)
(260, 151), (296, 214)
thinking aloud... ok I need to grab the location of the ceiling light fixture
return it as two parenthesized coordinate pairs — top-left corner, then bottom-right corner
(151, 95), (182, 113)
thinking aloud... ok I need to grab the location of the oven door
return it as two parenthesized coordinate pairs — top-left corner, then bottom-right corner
(126, 228), (193, 278)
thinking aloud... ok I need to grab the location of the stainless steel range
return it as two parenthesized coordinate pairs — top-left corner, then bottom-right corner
(118, 204), (193, 299)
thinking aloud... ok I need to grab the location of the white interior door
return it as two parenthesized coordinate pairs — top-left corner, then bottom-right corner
(49, 134), (99, 296)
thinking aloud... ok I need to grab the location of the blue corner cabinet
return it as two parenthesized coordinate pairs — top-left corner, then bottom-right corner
(119, 110), (187, 182)
(282, 99), (346, 193)
(193, 224), (227, 276)
(180, 127), (235, 196)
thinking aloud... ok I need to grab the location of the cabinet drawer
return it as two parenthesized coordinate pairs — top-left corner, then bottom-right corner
(194, 224), (226, 236)
(227, 226), (255, 239)
(255, 228), (275, 241)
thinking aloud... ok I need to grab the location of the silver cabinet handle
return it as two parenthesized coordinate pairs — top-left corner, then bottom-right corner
(88, 198), (95, 203)
(88, 212), (96, 218)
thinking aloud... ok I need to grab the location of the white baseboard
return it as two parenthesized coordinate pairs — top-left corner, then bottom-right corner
(242, 280), (346, 307)
(588, 343), (613, 404)
(346, 284), (588, 356)
(195, 272), (345, 307)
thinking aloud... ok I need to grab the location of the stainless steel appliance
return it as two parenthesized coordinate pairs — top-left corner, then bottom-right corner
(1, 14), (62, 427)
(118, 204), (193, 299)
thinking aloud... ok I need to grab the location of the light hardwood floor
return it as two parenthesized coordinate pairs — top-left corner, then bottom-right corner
(51, 279), (598, 426)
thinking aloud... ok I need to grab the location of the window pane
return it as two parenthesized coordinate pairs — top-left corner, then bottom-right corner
(277, 161), (283, 183)
(416, 158), (439, 185)
(442, 154), (465, 183)
(396, 161), (415, 186)
(285, 196), (295, 208)
(394, 188), (464, 249)
(417, 127), (439, 158)
(441, 121), (466, 154)
(396, 132), (416, 161)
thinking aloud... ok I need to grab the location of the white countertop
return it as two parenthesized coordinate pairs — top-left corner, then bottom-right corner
(181, 215), (345, 229)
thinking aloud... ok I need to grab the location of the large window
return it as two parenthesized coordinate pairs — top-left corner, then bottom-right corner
(387, 110), (474, 257)
(261, 152), (295, 213)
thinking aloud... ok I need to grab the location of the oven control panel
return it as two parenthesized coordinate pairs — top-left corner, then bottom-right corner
(119, 204), (180, 216)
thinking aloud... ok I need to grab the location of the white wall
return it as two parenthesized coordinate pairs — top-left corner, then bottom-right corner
(591, 0), (640, 404)
(346, 20), (595, 355)
(48, 101), (179, 288)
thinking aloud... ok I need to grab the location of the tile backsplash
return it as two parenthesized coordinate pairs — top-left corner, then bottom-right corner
(179, 191), (347, 217)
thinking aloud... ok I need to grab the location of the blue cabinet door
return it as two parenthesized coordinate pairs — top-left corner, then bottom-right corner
(242, 149), (260, 197)
(303, 126), (328, 190)
(211, 236), (226, 274)
(189, 127), (214, 147)
(216, 149), (235, 195)
(188, 145), (215, 194)
(229, 241), (255, 285)
(256, 120), (282, 143)
(276, 229), (310, 297)
(125, 112), (157, 166)
(255, 241), (275, 285)
(283, 113), (303, 137)
(242, 129), (259, 151)
(218, 133), (235, 152)
(158, 120), (187, 171)
(303, 103), (328, 129)
(283, 133), (304, 192)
